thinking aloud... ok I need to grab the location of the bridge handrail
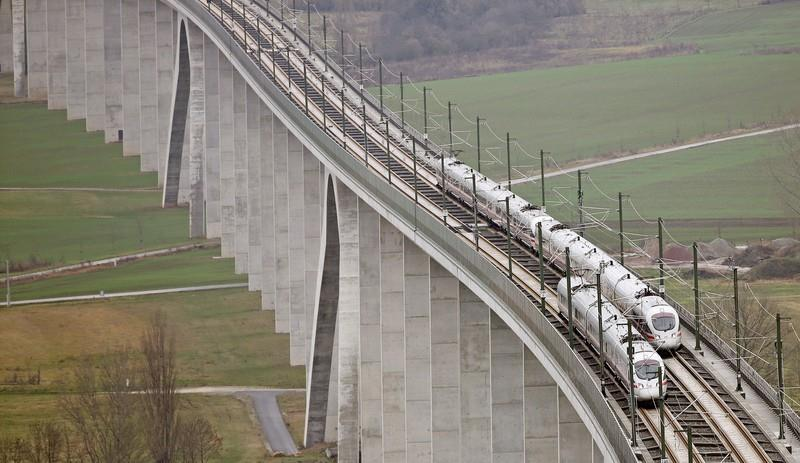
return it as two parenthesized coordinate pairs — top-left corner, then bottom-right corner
(182, 1), (640, 460)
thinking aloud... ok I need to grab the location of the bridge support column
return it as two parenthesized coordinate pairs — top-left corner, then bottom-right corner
(0, 0), (11, 74)
(46, 0), (66, 110)
(84, 0), (105, 132)
(357, 195), (382, 462)
(380, 217), (407, 463)
(203, 35), (221, 239)
(491, 312), (524, 462)
(232, 73), (248, 271)
(288, 133), (307, 365)
(11, 0), (26, 97)
(139, 0), (158, 171)
(303, 148), (321, 361)
(259, 102), (275, 310)
(155, 0), (174, 184)
(65, 0), (85, 120)
(121, 0), (140, 154)
(247, 87), (262, 289)
(103, 0), (122, 143)
(334, 179), (360, 461)
(524, 350), (558, 461)
(430, 260), (460, 462)
(186, 21), (204, 239)
(218, 52), (235, 257)
(460, 283), (492, 463)
(404, 238), (433, 460)
(272, 117), (290, 333)
(25, 0), (47, 99)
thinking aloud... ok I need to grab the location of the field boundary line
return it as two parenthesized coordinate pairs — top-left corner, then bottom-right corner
(2, 241), (218, 284)
(510, 122), (800, 185)
(5, 283), (248, 307)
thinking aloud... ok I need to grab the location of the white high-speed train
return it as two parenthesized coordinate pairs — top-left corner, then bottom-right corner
(434, 157), (681, 350)
(557, 277), (666, 402)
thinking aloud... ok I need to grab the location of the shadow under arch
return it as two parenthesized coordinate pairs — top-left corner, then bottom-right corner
(162, 19), (190, 207)
(305, 175), (340, 447)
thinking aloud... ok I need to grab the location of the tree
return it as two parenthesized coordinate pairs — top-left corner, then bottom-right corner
(175, 418), (222, 463)
(60, 351), (145, 463)
(140, 311), (180, 463)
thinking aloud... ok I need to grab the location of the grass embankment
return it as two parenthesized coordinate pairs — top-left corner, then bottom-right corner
(0, 289), (304, 391)
(0, 97), (196, 270)
(8, 247), (246, 300)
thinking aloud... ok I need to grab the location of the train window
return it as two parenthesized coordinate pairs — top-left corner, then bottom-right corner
(635, 360), (660, 381)
(652, 313), (676, 332)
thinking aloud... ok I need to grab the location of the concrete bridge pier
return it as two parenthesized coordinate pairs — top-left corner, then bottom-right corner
(272, 117), (290, 333)
(84, 0), (105, 132)
(45, 0), (66, 110)
(121, 0), (140, 155)
(103, 0), (122, 143)
(218, 51), (235, 257)
(0, 0), (11, 73)
(246, 86), (262, 290)
(232, 72), (248, 273)
(186, 20), (204, 239)
(156, 0), (175, 184)
(24, 0), (47, 99)
(138, 0), (158, 172)
(65, 0), (85, 120)
(11, 0), (26, 97)
(259, 101), (275, 310)
(203, 34), (220, 239)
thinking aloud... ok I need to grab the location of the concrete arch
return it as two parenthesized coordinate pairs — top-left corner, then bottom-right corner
(305, 174), (341, 447)
(162, 18), (189, 208)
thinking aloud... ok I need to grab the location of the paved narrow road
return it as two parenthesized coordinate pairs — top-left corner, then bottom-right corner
(177, 387), (302, 456)
(509, 122), (800, 185)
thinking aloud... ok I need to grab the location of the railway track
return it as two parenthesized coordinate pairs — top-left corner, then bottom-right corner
(204, 2), (786, 461)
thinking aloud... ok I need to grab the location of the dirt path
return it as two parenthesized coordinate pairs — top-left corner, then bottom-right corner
(510, 122), (800, 185)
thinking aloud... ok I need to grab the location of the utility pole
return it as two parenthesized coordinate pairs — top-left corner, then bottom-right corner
(627, 319), (637, 446)
(385, 119), (392, 185)
(341, 87), (347, 150)
(413, 140), (419, 229)
(506, 132), (513, 191)
(679, 427), (694, 463)
(362, 104), (367, 166)
(693, 242), (701, 350)
(469, 172), (479, 251)
(597, 271), (604, 396)
(777, 313), (789, 440)
(618, 192), (625, 265)
(306, 1), (311, 52)
(448, 102), (454, 155)
(321, 76), (326, 132)
(292, 0), (297, 42)
(540, 149), (546, 211)
(476, 117), (483, 173)
(658, 217), (665, 296)
(566, 247), (574, 348)
(734, 267), (743, 393)
(537, 222), (545, 299)
(378, 58), (384, 119)
(506, 196), (512, 278)
(577, 170), (584, 237)
(303, 61), (308, 114)
(658, 366), (665, 461)
(423, 87), (429, 144)
(400, 73), (405, 132)
(358, 43), (363, 99)
(322, 15), (327, 71)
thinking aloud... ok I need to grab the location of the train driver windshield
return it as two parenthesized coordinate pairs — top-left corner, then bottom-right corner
(652, 312), (676, 332)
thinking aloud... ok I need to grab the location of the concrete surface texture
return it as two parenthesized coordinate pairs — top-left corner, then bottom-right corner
(218, 50), (235, 258)
(260, 100), (276, 311)
(138, 0), (158, 172)
(203, 34), (221, 239)
(83, 0), (105, 132)
(45, 0), (66, 109)
(11, 0), (26, 97)
(0, 0), (12, 73)
(232, 71), (248, 274)
(65, 0), (85, 120)
(25, 0), (47, 99)
(102, 0), (122, 142)
(246, 86), (262, 291)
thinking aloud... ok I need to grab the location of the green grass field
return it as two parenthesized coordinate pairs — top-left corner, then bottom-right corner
(525, 132), (799, 244)
(8, 247), (246, 300)
(383, 2), (800, 175)
(0, 100), (196, 269)
(0, 289), (304, 391)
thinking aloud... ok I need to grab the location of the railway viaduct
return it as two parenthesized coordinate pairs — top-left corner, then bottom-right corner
(5, 0), (798, 461)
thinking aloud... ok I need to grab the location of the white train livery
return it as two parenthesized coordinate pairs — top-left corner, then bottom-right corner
(557, 277), (666, 402)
